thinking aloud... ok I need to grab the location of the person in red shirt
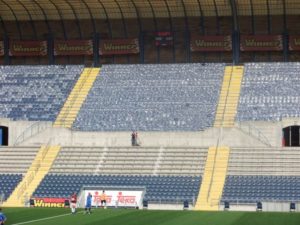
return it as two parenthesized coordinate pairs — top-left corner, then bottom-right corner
(70, 192), (77, 214)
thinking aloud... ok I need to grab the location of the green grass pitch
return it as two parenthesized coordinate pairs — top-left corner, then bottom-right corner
(3, 207), (300, 225)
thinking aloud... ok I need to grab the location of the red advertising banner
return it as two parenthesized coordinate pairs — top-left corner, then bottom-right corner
(190, 35), (232, 52)
(9, 40), (47, 56)
(99, 38), (139, 55)
(54, 40), (93, 56)
(32, 198), (67, 208)
(240, 35), (283, 51)
(289, 36), (300, 51)
(0, 41), (3, 56)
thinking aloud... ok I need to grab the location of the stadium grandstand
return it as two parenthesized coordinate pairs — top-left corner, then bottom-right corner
(1, 1), (300, 223)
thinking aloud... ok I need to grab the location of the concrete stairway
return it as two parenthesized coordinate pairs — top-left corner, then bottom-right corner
(194, 146), (230, 211)
(214, 66), (244, 127)
(53, 68), (100, 128)
(3, 145), (61, 207)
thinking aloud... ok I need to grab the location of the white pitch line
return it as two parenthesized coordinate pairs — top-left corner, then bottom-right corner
(11, 211), (83, 225)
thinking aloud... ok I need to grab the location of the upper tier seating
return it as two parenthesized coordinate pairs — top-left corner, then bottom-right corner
(0, 65), (83, 121)
(33, 174), (201, 203)
(0, 174), (22, 201)
(73, 63), (225, 131)
(237, 62), (300, 121)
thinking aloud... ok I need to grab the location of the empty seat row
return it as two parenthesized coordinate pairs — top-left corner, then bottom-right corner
(237, 62), (300, 122)
(0, 65), (83, 121)
(73, 63), (224, 131)
(0, 174), (22, 201)
(33, 174), (201, 203)
(222, 175), (300, 203)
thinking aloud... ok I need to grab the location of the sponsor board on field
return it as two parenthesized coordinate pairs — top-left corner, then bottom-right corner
(54, 40), (93, 56)
(32, 197), (68, 208)
(0, 41), (3, 56)
(190, 35), (232, 52)
(99, 38), (139, 55)
(9, 40), (47, 56)
(84, 190), (144, 208)
(240, 35), (283, 51)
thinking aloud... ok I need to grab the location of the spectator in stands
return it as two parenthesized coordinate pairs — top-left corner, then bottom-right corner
(70, 192), (77, 214)
(100, 190), (107, 209)
(85, 193), (92, 214)
(0, 208), (6, 225)
(131, 132), (136, 146)
(131, 131), (140, 146)
(135, 132), (139, 146)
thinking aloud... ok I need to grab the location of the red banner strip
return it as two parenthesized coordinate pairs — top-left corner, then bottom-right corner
(99, 38), (139, 55)
(190, 35), (232, 52)
(0, 41), (4, 56)
(9, 40), (47, 56)
(240, 35), (283, 51)
(54, 40), (93, 56)
(32, 198), (67, 208)
(289, 36), (300, 51)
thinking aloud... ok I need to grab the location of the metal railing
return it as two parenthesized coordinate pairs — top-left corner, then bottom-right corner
(206, 66), (234, 204)
(237, 122), (272, 147)
(16, 139), (53, 201)
(14, 121), (52, 146)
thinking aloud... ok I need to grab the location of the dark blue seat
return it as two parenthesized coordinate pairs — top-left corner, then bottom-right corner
(33, 174), (202, 203)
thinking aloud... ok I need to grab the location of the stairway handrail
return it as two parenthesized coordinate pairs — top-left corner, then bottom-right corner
(57, 67), (93, 127)
(207, 65), (234, 203)
(14, 121), (52, 146)
(16, 139), (53, 200)
(237, 121), (272, 147)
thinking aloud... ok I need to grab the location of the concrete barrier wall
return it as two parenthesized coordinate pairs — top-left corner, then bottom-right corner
(2, 118), (300, 148)
(16, 126), (268, 148)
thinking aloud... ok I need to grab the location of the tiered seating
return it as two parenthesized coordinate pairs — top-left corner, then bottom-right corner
(0, 146), (40, 174)
(222, 147), (300, 203)
(32, 146), (207, 203)
(227, 148), (300, 176)
(33, 174), (201, 203)
(237, 62), (300, 121)
(0, 65), (83, 121)
(222, 176), (300, 203)
(50, 147), (207, 176)
(73, 63), (225, 131)
(0, 174), (22, 201)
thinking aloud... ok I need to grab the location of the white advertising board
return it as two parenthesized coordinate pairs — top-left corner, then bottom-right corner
(84, 190), (144, 208)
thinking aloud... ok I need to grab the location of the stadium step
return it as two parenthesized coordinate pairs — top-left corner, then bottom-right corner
(194, 146), (230, 211)
(3, 145), (61, 207)
(214, 66), (244, 127)
(53, 67), (100, 128)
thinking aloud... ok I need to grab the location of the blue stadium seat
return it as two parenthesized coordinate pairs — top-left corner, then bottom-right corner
(222, 175), (300, 203)
(0, 65), (83, 121)
(73, 63), (224, 131)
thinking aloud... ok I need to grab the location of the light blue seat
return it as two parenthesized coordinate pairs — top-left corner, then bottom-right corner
(0, 65), (83, 121)
(73, 63), (225, 131)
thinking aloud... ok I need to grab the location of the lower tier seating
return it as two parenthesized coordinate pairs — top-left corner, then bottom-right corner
(222, 175), (300, 203)
(0, 174), (22, 201)
(33, 174), (201, 203)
